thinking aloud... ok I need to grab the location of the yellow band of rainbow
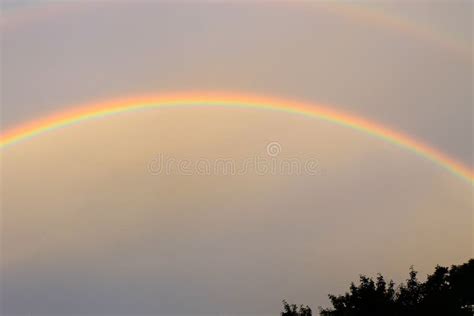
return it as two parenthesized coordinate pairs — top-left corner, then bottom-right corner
(1, 92), (472, 183)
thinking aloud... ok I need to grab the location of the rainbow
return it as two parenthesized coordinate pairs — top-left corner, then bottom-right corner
(0, 92), (472, 183)
(321, 3), (472, 62)
(2, 2), (470, 63)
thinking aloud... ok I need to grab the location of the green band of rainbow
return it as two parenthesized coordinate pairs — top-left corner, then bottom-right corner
(1, 92), (472, 183)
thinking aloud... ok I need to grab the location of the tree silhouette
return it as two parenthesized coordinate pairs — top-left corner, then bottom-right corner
(281, 300), (312, 316)
(318, 274), (397, 316)
(283, 259), (473, 316)
(318, 259), (473, 316)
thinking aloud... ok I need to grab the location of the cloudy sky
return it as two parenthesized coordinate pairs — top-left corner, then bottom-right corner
(1, 1), (472, 315)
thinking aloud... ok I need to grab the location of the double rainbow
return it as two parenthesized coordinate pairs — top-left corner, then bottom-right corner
(0, 92), (472, 183)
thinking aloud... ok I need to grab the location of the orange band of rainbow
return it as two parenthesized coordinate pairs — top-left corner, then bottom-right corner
(1, 92), (472, 183)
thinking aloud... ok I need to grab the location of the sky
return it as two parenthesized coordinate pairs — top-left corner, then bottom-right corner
(1, 1), (473, 315)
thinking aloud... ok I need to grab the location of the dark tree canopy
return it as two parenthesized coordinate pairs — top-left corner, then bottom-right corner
(319, 259), (474, 316)
(283, 259), (473, 316)
(281, 300), (312, 316)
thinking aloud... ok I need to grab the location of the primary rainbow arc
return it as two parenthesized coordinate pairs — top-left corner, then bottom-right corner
(0, 92), (472, 183)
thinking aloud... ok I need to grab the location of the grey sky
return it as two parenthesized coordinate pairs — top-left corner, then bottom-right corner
(1, 1), (472, 315)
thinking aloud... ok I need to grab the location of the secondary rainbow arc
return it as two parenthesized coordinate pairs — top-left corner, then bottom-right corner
(0, 92), (472, 183)
(2, 3), (470, 63)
